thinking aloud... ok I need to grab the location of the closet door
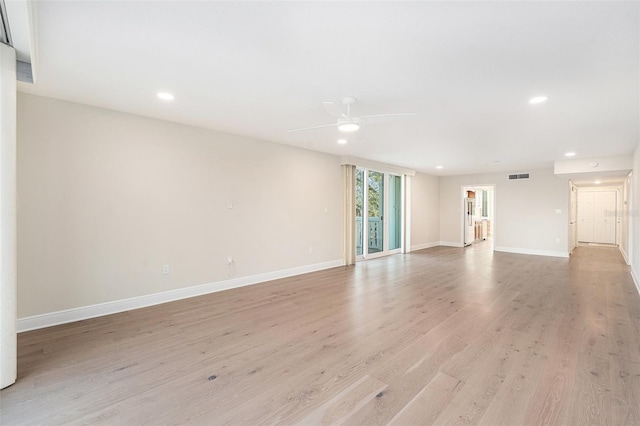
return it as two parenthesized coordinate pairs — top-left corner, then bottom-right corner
(577, 192), (594, 242)
(593, 191), (616, 243)
(570, 185), (577, 251)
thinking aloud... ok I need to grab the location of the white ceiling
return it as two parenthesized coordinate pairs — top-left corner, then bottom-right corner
(17, 1), (640, 176)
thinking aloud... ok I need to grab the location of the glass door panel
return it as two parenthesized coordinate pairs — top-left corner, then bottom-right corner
(355, 168), (364, 256)
(367, 171), (384, 254)
(389, 175), (401, 250)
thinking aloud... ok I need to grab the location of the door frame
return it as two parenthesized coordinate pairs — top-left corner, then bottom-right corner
(460, 184), (496, 247)
(356, 168), (403, 261)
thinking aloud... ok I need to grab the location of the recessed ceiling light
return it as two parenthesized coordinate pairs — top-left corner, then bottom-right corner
(529, 96), (548, 105)
(595, 180), (602, 184)
(338, 122), (360, 132)
(337, 139), (347, 145)
(565, 152), (576, 157)
(157, 92), (174, 101)
(436, 165), (443, 169)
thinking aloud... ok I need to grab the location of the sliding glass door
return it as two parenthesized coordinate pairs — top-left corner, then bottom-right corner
(355, 168), (402, 259)
(389, 175), (402, 250)
(356, 169), (364, 256)
(367, 171), (384, 254)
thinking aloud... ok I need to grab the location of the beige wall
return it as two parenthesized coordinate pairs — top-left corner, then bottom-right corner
(440, 169), (570, 256)
(632, 142), (640, 288)
(17, 94), (345, 318)
(19, 91), (597, 321)
(410, 172), (440, 249)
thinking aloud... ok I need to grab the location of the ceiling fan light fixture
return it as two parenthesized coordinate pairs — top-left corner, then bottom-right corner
(338, 122), (360, 132)
(157, 92), (174, 101)
(529, 95), (548, 105)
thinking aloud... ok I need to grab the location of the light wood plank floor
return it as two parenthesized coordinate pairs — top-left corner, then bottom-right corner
(2, 244), (640, 425)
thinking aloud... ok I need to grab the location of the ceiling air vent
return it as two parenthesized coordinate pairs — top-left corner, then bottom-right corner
(508, 173), (530, 180)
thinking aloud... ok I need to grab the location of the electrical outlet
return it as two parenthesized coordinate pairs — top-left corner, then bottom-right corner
(227, 256), (233, 265)
(555, 238), (560, 244)
(309, 246), (313, 254)
(162, 264), (170, 275)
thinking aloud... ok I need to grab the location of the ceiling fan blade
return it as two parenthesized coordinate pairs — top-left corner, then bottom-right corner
(323, 102), (347, 119)
(286, 123), (338, 133)
(357, 113), (419, 124)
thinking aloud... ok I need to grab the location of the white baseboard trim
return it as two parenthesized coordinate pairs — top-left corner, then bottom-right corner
(410, 241), (440, 251)
(494, 246), (570, 258)
(439, 241), (465, 248)
(620, 246), (630, 265)
(631, 268), (640, 296)
(17, 259), (344, 333)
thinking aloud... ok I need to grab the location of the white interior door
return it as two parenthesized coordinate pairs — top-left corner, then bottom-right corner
(577, 190), (617, 244)
(593, 191), (616, 243)
(570, 184), (577, 251)
(464, 198), (475, 245)
(577, 192), (594, 242)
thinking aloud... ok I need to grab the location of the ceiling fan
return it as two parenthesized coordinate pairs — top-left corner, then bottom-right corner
(286, 97), (418, 133)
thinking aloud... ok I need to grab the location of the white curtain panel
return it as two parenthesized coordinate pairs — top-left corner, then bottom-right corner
(343, 164), (356, 265)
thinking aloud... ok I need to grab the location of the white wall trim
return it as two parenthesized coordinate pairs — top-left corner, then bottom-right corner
(410, 241), (440, 251)
(439, 241), (465, 248)
(17, 259), (343, 333)
(620, 245), (630, 265)
(631, 267), (640, 297)
(494, 246), (570, 258)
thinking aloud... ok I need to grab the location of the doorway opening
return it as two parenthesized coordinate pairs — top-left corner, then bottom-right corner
(356, 168), (403, 259)
(462, 185), (495, 248)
